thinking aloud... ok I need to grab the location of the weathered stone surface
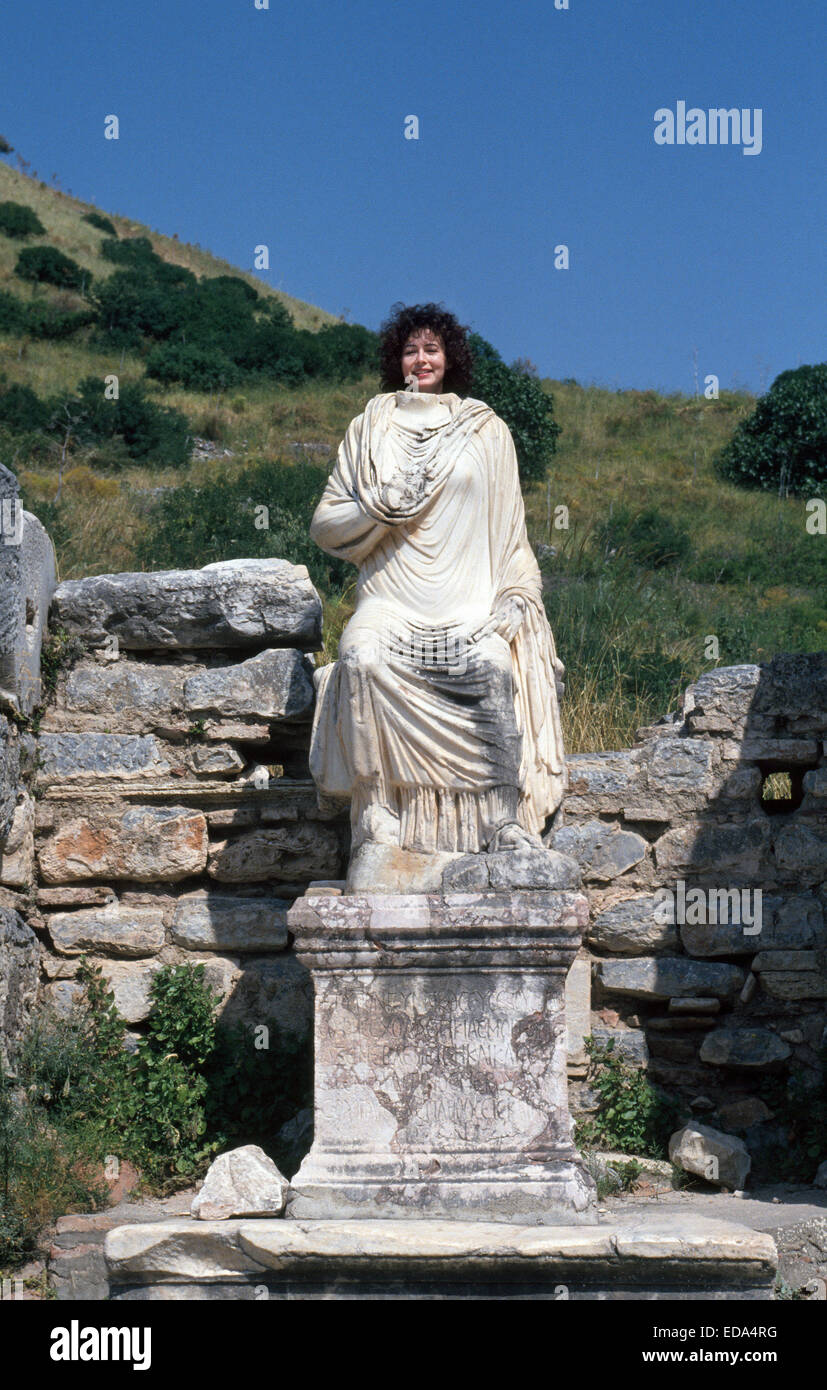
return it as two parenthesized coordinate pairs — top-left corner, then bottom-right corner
(347, 842), (461, 894)
(51, 559), (321, 651)
(207, 824), (341, 883)
(591, 1026), (649, 1066)
(36, 885), (117, 908)
(288, 890), (595, 1224)
(184, 648), (314, 722)
(47, 904), (165, 957)
(669, 1123), (751, 1190)
(587, 894), (678, 954)
(0, 478), (58, 715)
(699, 1028), (792, 1068)
(752, 949), (819, 972)
(563, 751), (644, 813)
(186, 743), (245, 776)
(774, 823), (827, 878)
(441, 848), (581, 895)
(668, 997), (720, 1014)
(0, 793), (35, 887)
(802, 768), (827, 798)
(0, 905), (39, 1069)
(717, 1098), (772, 1132)
(565, 951), (591, 1059)
(0, 715), (19, 837)
(171, 894), (289, 952)
(681, 665), (761, 732)
(204, 720), (272, 743)
(191, 1145), (288, 1220)
(594, 956), (744, 1000)
(646, 737), (714, 792)
(551, 822), (647, 882)
(37, 733), (171, 782)
(38, 806), (208, 882)
(759, 972), (827, 1000)
(104, 1214), (777, 1298)
(681, 892), (824, 955)
(654, 819), (772, 874)
(97, 961), (163, 1023)
(42, 659), (187, 734)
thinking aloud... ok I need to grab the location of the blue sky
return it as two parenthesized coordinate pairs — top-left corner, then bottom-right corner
(2, 0), (824, 392)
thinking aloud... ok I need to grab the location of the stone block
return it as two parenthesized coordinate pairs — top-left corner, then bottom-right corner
(717, 1098), (772, 1132)
(217, 954), (313, 1045)
(654, 819), (771, 874)
(171, 893), (290, 952)
(563, 751), (644, 813)
(594, 956), (744, 1000)
(0, 905), (39, 1069)
(681, 891), (824, 955)
(191, 1146), (288, 1220)
(646, 737), (714, 793)
(699, 1028), (791, 1068)
(186, 743), (245, 776)
(669, 1123), (751, 1190)
(47, 904), (165, 957)
(0, 793), (35, 887)
(774, 823), (827, 878)
(681, 665), (761, 731)
(38, 806), (208, 883)
(752, 949), (819, 972)
(441, 848), (581, 895)
(590, 1026), (649, 1066)
(184, 648), (314, 722)
(759, 972), (827, 1000)
(37, 733), (171, 782)
(551, 821), (647, 882)
(587, 894), (678, 953)
(51, 558), (321, 651)
(565, 950), (591, 1059)
(43, 658), (187, 734)
(0, 715), (19, 837)
(720, 738), (820, 764)
(207, 824), (341, 883)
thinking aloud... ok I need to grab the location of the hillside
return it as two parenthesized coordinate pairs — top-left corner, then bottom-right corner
(0, 163), (824, 754)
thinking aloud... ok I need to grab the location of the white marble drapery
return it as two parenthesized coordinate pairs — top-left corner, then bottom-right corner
(308, 390), (567, 851)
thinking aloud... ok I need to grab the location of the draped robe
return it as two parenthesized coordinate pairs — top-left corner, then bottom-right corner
(308, 390), (567, 852)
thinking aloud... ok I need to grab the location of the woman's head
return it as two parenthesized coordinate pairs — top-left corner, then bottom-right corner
(378, 301), (474, 394)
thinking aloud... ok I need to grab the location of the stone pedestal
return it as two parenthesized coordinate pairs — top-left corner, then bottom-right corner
(286, 890), (597, 1224)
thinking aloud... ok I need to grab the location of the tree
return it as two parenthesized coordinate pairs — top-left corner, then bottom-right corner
(469, 333), (560, 484)
(716, 363), (827, 497)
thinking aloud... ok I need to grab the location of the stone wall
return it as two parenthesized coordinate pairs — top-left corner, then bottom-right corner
(1, 526), (825, 1177)
(555, 655), (827, 1160)
(0, 556), (349, 1069)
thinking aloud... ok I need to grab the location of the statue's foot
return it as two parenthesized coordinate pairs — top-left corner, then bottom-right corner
(356, 803), (402, 847)
(488, 821), (544, 853)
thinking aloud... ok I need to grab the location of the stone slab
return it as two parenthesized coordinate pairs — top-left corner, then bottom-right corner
(104, 1215), (777, 1300)
(50, 558), (322, 651)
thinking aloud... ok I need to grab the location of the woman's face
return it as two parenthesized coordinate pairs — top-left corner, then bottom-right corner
(400, 328), (448, 392)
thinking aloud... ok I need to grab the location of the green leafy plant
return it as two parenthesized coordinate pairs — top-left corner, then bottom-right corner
(468, 332), (560, 483)
(82, 212), (117, 236)
(14, 246), (89, 293)
(0, 200), (46, 238)
(574, 1036), (683, 1158)
(715, 362), (827, 497)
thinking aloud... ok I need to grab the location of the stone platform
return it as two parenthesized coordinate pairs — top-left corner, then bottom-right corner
(104, 1215), (778, 1300)
(286, 889), (596, 1223)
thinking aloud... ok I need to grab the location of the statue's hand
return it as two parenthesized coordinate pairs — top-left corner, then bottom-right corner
(552, 654), (566, 701)
(469, 596), (526, 645)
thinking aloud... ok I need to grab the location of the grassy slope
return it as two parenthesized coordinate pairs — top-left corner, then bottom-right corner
(1, 164), (824, 752)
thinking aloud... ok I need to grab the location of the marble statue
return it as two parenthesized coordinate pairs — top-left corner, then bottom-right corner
(308, 307), (567, 858)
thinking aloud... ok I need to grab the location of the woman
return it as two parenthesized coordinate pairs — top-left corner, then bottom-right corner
(308, 302), (566, 857)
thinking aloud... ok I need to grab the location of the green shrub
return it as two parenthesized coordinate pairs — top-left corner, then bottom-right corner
(14, 245), (89, 292)
(0, 290), (26, 334)
(574, 1036), (683, 1158)
(136, 457), (352, 592)
(0, 383), (51, 432)
(595, 505), (693, 570)
(82, 212), (117, 236)
(0, 200), (46, 238)
(70, 376), (191, 468)
(468, 332), (560, 483)
(146, 342), (241, 391)
(715, 363), (827, 497)
(25, 301), (95, 340)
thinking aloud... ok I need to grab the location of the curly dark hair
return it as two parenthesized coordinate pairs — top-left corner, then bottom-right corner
(378, 301), (474, 394)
